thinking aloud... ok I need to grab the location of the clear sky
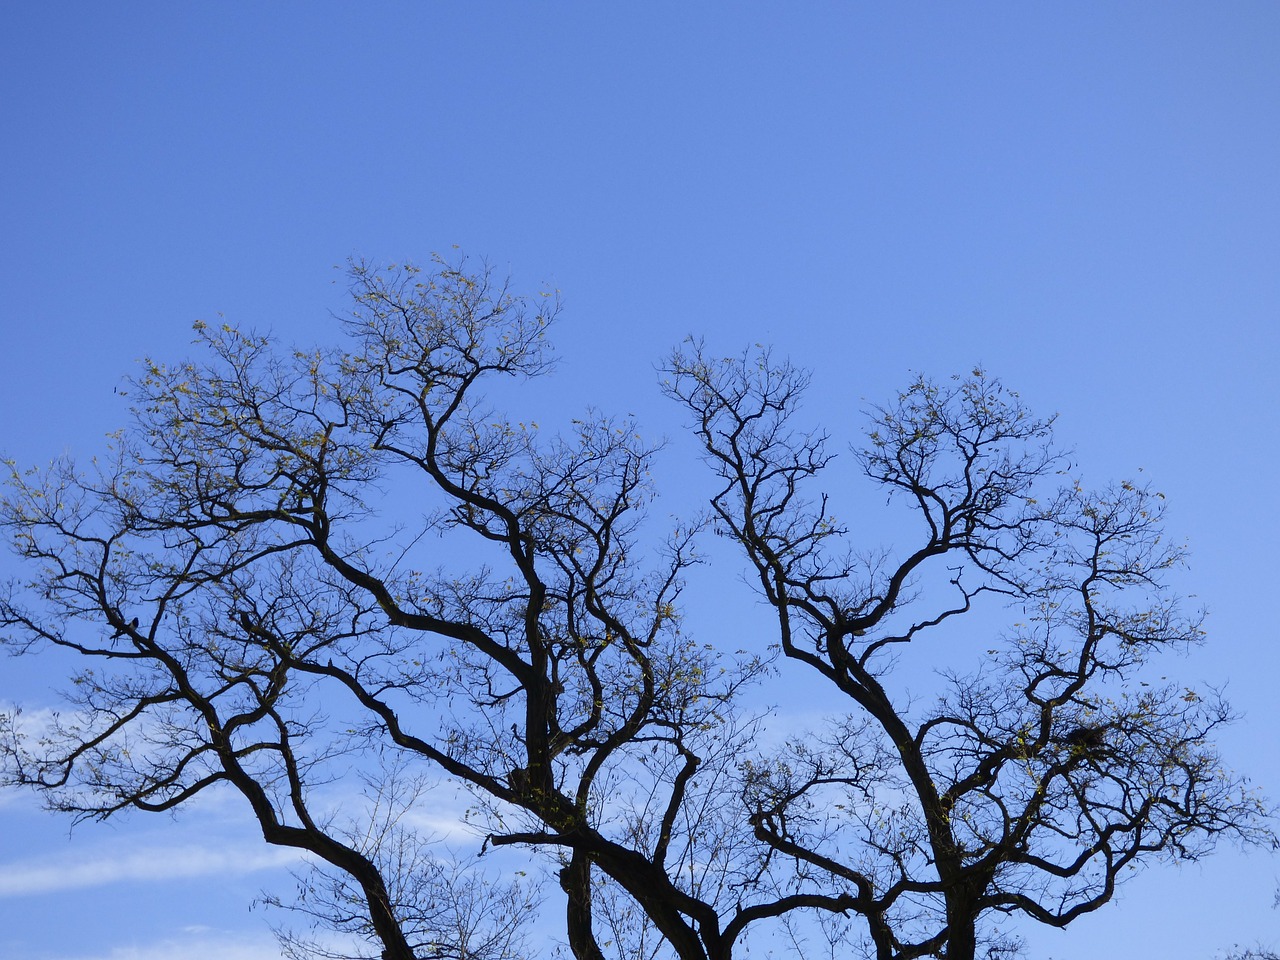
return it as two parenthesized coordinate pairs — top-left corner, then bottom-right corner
(2, 3), (1278, 958)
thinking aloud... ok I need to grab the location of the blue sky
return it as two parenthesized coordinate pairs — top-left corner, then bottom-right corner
(2, 3), (1279, 958)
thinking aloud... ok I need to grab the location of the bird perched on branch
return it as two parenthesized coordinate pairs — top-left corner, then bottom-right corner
(111, 617), (139, 639)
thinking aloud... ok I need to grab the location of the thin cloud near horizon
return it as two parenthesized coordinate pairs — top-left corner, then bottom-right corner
(0, 842), (307, 898)
(53, 931), (287, 960)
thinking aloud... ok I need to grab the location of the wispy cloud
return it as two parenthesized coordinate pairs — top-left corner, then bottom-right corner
(0, 842), (306, 898)
(0, 783), (36, 811)
(52, 930), (287, 960)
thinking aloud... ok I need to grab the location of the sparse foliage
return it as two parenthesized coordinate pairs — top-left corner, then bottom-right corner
(662, 343), (1272, 958)
(1, 258), (1271, 960)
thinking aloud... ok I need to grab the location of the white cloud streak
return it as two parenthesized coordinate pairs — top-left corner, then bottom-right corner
(0, 842), (307, 898)
(51, 931), (287, 960)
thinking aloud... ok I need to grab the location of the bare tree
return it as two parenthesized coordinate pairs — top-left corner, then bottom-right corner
(260, 765), (539, 960)
(0, 258), (1270, 960)
(662, 343), (1274, 960)
(0, 258), (835, 960)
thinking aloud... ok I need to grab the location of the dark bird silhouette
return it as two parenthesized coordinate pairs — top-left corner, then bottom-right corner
(110, 616), (139, 639)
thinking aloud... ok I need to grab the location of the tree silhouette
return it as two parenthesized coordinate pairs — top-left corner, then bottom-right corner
(663, 343), (1273, 958)
(2, 257), (1271, 960)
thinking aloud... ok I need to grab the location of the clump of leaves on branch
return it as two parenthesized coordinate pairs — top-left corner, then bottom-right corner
(1, 256), (1271, 960)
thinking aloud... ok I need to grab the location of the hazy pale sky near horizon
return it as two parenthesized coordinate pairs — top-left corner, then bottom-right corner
(2, 4), (1279, 959)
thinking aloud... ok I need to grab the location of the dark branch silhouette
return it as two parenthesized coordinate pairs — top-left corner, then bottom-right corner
(1, 259), (1271, 960)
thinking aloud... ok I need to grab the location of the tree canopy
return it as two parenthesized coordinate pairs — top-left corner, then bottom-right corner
(2, 257), (1271, 960)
